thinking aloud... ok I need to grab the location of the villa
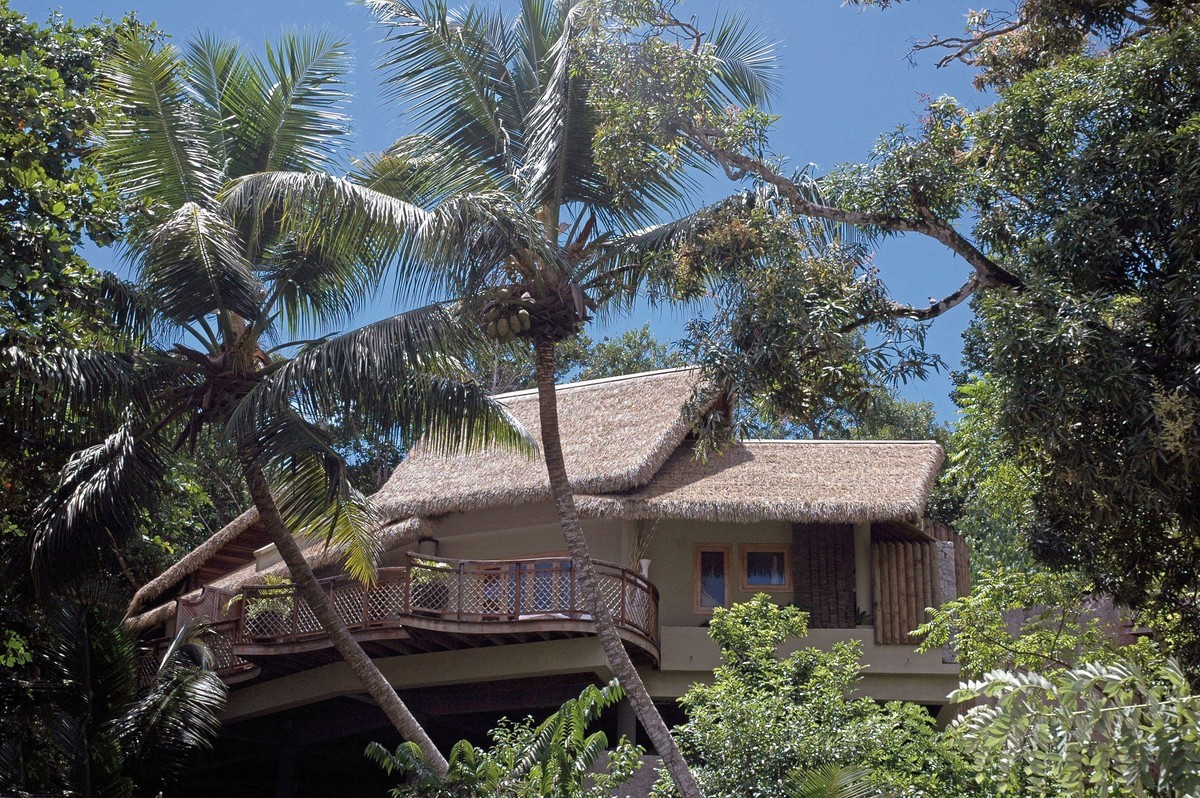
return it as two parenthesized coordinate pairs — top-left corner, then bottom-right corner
(125, 367), (969, 796)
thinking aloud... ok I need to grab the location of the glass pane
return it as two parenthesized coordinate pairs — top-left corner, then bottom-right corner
(699, 550), (726, 608)
(746, 551), (786, 586)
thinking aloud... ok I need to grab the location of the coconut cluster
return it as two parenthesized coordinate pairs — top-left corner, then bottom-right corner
(480, 287), (534, 344)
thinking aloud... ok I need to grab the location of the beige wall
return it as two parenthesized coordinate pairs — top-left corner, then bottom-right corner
(641, 518), (794, 627)
(380, 501), (624, 566)
(380, 508), (866, 630)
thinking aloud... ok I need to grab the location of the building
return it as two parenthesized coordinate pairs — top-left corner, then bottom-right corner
(125, 367), (969, 796)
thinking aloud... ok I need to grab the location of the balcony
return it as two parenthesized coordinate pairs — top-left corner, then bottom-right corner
(142, 554), (660, 685)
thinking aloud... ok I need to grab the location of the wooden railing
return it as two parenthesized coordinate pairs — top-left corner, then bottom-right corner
(146, 554), (659, 681)
(238, 554), (658, 645)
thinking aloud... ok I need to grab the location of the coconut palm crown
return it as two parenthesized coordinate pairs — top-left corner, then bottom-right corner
(19, 30), (531, 773)
(227, 2), (776, 794)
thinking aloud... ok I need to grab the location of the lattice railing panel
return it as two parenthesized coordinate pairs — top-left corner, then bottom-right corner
(332, 582), (366, 628)
(206, 555), (658, 662)
(369, 579), (407, 621)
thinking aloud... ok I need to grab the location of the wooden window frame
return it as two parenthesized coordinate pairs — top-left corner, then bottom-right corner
(693, 544), (732, 614)
(740, 544), (792, 592)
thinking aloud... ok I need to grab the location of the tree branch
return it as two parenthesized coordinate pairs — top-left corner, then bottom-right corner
(680, 120), (1025, 293)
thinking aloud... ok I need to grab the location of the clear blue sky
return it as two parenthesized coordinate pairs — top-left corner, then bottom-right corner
(14, 0), (986, 420)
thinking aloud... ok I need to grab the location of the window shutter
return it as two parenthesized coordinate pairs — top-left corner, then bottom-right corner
(791, 523), (855, 628)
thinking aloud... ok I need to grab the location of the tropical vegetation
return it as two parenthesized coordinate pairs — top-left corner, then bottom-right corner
(7, 22), (530, 774)
(226, 1), (775, 793)
(7, 0), (1200, 792)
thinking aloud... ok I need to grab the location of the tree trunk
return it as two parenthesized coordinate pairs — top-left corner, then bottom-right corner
(240, 460), (449, 776)
(532, 339), (702, 798)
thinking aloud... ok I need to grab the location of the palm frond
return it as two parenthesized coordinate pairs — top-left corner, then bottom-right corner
(33, 420), (170, 583)
(112, 620), (226, 788)
(95, 34), (220, 217)
(96, 271), (164, 345)
(185, 32), (263, 176)
(249, 31), (352, 174)
(227, 305), (534, 458)
(356, 135), (506, 205)
(520, 2), (586, 216)
(784, 765), (875, 798)
(140, 202), (265, 330)
(706, 12), (780, 109)
(368, 0), (523, 172)
(274, 450), (383, 583)
(223, 170), (440, 301)
(0, 345), (139, 436)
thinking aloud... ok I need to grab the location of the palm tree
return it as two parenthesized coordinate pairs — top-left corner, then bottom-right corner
(22, 31), (529, 774)
(0, 584), (226, 797)
(228, 3), (775, 794)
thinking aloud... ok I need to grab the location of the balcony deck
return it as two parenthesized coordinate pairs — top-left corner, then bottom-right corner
(143, 555), (659, 686)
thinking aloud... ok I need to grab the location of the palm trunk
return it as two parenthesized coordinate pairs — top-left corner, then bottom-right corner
(240, 460), (449, 776)
(533, 339), (702, 798)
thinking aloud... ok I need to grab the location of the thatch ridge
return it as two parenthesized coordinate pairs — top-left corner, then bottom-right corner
(577, 440), (944, 524)
(124, 508), (259, 621)
(373, 367), (710, 520)
(123, 518), (435, 634)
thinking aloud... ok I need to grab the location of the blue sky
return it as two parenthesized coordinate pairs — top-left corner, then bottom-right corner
(14, 0), (986, 420)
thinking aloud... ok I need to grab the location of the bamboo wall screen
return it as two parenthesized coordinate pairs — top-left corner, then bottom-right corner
(791, 523), (856, 628)
(871, 540), (940, 645)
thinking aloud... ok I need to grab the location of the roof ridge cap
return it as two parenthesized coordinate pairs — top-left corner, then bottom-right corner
(493, 365), (699, 401)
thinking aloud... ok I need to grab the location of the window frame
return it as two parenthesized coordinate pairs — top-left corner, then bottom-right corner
(740, 544), (792, 592)
(693, 544), (732, 614)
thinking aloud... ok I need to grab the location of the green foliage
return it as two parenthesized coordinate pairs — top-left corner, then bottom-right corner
(824, 98), (979, 224)
(0, 628), (30, 668)
(0, 588), (225, 796)
(577, 0), (777, 201)
(958, 18), (1200, 669)
(916, 568), (1157, 677)
(665, 190), (940, 442)
(368, 680), (643, 798)
(848, 0), (1181, 90)
(952, 655), (1200, 797)
(929, 376), (1040, 575)
(0, 1), (128, 350)
(654, 596), (979, 798)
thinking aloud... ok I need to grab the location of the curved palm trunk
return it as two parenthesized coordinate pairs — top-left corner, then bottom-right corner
(533, 339), (702, 798)
(240, 461), (449, 776)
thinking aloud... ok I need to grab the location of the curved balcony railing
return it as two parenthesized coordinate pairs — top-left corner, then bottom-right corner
(144, 554), (659, 684)
(239, 554), (658, 646)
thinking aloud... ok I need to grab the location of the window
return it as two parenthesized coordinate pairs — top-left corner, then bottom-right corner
(740, 545), (791, 591)
(694, 545), (731, 613)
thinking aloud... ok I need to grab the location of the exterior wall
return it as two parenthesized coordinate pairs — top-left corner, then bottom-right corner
(378, 501), (624, 565)
(223, 629), (961, 724)
(651, 626), (959, 704)
(640, 518), (791, 627)
(218, 507), (961, 722)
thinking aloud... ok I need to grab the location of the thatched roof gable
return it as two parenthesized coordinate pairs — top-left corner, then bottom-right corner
(577, 440), (944, 525)
(373, 367), (707, 520)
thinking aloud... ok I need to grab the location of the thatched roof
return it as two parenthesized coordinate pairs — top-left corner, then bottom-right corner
(577, 440), (944, 525)
(124, 508), (259, 621)
(373, 367), (709, 520)
(124, 517), (434, 634)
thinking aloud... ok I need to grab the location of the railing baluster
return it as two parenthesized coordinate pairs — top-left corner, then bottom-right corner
(569, 562), (577, 619)
(619, 568), (627, 628)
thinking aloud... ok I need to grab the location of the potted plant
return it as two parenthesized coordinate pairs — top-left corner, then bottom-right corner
(409, 558), (452, 612)
(226, 575), (295, 640)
